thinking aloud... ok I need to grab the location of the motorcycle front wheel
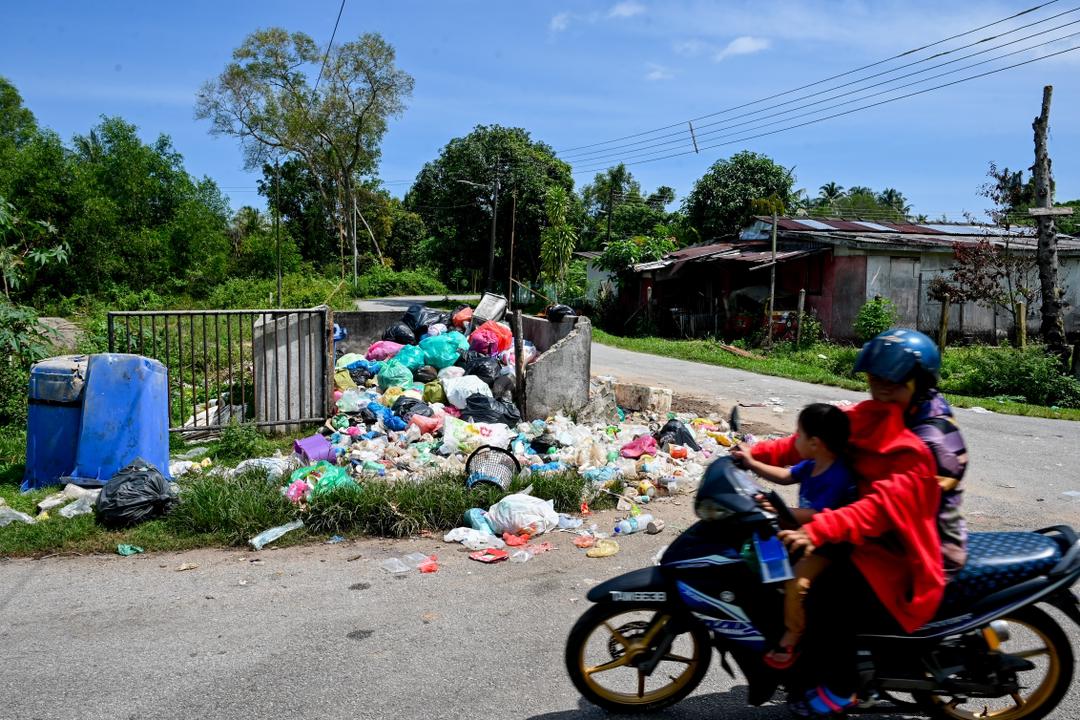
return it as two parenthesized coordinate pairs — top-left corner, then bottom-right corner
(565, 602), (712, 714)
(917, 605), (1074, 720)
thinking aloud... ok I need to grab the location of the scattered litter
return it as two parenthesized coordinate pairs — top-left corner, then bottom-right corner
(381, 557), (411, 574)
(509, 549), (533, 563)
(574, 534), (597, 549)
(177, 563), (199, 571)
(326, 535), (346, 544)
(59, 495), (97, 518)
(249, 518), (304, 550)
(470, 548), (509, 563)
(1063, 491), (1080, 501)
(646, 519), (666, 535)
(614, 513), (653, 536)
(417, 556), (439, 573)
(116, 544), (143, 556)
(585, 538), (620, 558)
(969, 406), (993, 414)
(0, 507), (36, 527)
(444, 527), (506, 551)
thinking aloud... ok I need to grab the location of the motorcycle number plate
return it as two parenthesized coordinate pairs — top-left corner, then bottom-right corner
(610, 591), (667, 602)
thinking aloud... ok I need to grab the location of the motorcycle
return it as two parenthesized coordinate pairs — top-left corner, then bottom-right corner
(565, 457), (1080, 718)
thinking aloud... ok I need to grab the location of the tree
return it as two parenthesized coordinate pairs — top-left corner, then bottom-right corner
(540, 185), (577, 294)
(1031, 85), (1067, 356)
(405, 125), (573, 290)
(0, 196), (67, 298)
(876, 188), (911, 214)
(808, 185), (909, 222)
(257, 158), (334, 265)
(646, 185), (676, 210)
(597, 235), (677, 274)
(818, 182), (844, 203)
(0, 77), (37, 158)
(683, 151), (796, 240)
(196, 28), (414, 271)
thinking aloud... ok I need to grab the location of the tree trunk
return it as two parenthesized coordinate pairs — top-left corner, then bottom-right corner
(1015, 301), (1027, 349)
(938, 296), (951, 351)
(1032, 85), (1068, 357)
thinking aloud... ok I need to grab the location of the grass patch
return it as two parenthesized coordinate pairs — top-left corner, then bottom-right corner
(594, 330), (1080, 422)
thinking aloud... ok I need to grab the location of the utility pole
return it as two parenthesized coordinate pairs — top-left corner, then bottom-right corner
(766, 208), (778, 346)
(486, 175), (499, 292)
(507, 190), (517, 307)
(1030, 84), (1072, 360)
(351, 194), (359, 283)
(274, 158), (282, 308)
(605, 184), (614, 245)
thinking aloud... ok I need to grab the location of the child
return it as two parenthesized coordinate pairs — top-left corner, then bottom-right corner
(734, 402), (855, 670)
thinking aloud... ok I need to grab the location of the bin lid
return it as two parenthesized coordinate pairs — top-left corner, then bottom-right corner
(29, 355), (88, 403)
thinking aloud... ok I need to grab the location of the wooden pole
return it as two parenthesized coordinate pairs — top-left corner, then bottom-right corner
(795, 288), (806, 347)
(1015, 301), (1027, 349)
(938, 296), (951, 351)
(512, 310), (526, 418)
(507, 191), (517, 308)
(1072, 342), (1080, 380)
(1031, 85), (1068, 358)
(767, 209), (777, 346)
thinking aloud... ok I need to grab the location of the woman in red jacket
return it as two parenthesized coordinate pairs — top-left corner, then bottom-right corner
(734, 329), (947, 716)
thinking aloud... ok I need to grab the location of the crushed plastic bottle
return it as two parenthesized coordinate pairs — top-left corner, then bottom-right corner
(614, 514), (654, 536)
(509, 549), (533, 563)
(249, 518), (304, 550)
(381, 557), (411, 574)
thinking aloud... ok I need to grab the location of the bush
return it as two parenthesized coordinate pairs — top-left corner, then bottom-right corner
(0, 359), (29, 426)
(167, 469), (296, 545)
(210, 421), (275, 464)
(202, 270), (351, 310)
(351, 265), (447, 298)
(941, 345), (1080, 408)
(854, 296), (898, 342)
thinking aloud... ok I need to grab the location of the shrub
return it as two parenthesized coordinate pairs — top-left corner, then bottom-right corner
(854, 296), (898, 342)
(210, 421), (275, 464)
(167, 470), (296, 545)
(941, 346), (1080, 408)
(351, 265), (447, 298)
(202, 270), (351, 310)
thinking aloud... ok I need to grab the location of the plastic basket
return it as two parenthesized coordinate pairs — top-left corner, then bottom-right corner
(465, 445), (521, 491)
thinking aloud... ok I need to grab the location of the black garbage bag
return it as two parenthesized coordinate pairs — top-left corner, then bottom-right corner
(359, 406), (379, 426)
(546, 304), (577, 322)
(349, 366), (373, 385)
(402, 304), (446, 335)
(392, 396), (434, 421)
(655, 419), (702, 452)
(461, 394), (522, 426)
(530, 431), (561, 455)
(383, 321), (417, 345)
(95, 459), (178, 529)
(414, 365), (438, 384)
(464, 355), (501, 388)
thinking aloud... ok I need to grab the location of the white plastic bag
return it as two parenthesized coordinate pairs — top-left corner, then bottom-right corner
(232, 454), (301, 483)
(0, 506), (36, 527)
(59, 495), (96, 518)
(439, 416), (512, 454)
(444, 527), (507, 551)
(441, 375), (493, 409)
(485, 493), (560, 536)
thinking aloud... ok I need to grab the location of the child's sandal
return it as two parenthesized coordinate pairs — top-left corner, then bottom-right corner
(763, 644), (800, 670)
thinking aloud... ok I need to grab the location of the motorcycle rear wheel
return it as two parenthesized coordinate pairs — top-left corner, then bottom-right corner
(916, 605), (1074, 720)
(565, 602), (712, 714)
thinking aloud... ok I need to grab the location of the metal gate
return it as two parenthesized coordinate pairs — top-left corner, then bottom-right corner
(107, 307), (333, 434)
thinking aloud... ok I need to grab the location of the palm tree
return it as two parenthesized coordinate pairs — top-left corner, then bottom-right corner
(877, 188), (911, 214)
(73, 129), (102, 163)
(847, 185), (874, 197)
(818, 182), (844, 202)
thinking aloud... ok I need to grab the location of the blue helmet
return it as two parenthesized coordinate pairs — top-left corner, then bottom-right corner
(853, 328), (941, 384)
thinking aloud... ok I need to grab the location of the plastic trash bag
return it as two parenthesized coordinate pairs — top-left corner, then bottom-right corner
(452, 306), (474, 328)
(655, 418), (702, 452)
(346, 358), (382, 374)
(250, 519), (304, 550)
(392, 396), (434, 421)
(438, 366), (465, 380)
(425, 323), (447, 337)
(414, 365), (438, 384)
(463, 354), (501, 388)
(473, 320), (513, 353)
(0, 506), (36, 527)
(377, 359), (414, 390)
(461, 395), (522, 426)
(445, 331), (470, 352)
(444, 527), (506, 551)
(423, 380), (447, 405)
(383, 321), (417, 345)
(335, 352), (366, 370)
(368, 402), (408, 432)
(620, 435), (659, 459)
(233, 455), (299, 483)
(409, 413), (443, 435)
(440, 416), (513, 454)
(545, 304), (576, 322)
(500, 340), (539, 367)
(336, 389), (366, 413)
(96, 459), (178, 529)
(442, 375), (494, 409)
(395, 345), (426, 371)
(366, 340), (404, 361)
(419, 334), (461, 370)
(484, 493), (560, 536)
(402, 304), (448, 335)
(468, 329), (500, 356)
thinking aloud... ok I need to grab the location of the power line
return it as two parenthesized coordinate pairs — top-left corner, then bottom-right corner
(554, 0), (1061, 154)
(559, 5), (1080, 163)
(313, 0), (347, 94)
(568, 42), (1080, 175)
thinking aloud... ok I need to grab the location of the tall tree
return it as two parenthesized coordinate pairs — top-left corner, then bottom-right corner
(196, 28), (414, 271)
(540, 185), (577, 292)
(876, 187), (910, 214)
(818, 181), (844, 203)
(1031, 85), (1067, 357)
(683, 151), (796, 240)
(405, 125), (573, 290)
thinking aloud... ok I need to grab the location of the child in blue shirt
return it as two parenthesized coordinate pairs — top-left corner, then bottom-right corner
(735, 402), (855, 670)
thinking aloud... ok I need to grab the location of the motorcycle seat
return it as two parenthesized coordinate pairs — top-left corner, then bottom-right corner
(941, 532), (1061, 612)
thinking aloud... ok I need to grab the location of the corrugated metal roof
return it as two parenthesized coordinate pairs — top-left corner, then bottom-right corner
(574, 250), (603, 259)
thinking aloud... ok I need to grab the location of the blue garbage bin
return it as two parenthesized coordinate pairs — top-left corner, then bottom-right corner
(22, 355), (88, 491)
(69, 354), (171, 486)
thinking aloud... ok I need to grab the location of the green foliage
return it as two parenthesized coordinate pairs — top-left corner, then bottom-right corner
(684, 151), (796, 240)
(210, 422), (275, 465)
(0, 195), (68, 297)
(808, 184), (911, 220)
(941, 345), (1080, 408)
(854, 297), (898, 342)
(233, 228), (303, 278)
(203, 271), (351, 310)
(351, 265), (447, 298)
(598, 235), (678, 273)
(0, 358), (30, 426)
(540, 185), (577, 288)
(166, 470), (298, 546)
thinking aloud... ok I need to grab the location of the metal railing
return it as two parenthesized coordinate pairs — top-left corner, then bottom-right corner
(107, 307), (333, 433)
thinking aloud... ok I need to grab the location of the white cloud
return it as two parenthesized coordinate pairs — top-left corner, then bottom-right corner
(644, 62), (674, 81)
(673, 38), (708, 57)
(608, 1), (646, 19)
(550, 11), (571, 31)
(714, 35), (770, 61)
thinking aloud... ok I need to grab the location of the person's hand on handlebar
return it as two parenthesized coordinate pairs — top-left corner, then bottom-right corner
(754, 493), (778, 514)
(731, 442), (753, 469)
(778, 529), (816, 556)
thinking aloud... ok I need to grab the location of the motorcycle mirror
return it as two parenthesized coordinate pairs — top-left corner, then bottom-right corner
(729, 405), (741, 433)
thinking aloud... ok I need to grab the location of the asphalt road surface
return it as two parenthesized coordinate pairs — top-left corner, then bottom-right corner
(1, 343), (1077, 720)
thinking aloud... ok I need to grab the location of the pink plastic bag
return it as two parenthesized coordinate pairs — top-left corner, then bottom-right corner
(474, 321), (513, 353)
(410, 413), (444, 435)
(284, 479), (310, 504)
(468, 329), (500, 356)
(366, 340), (404, 361)
(443, 405), (462, 418)
(620, 435), (658, 459)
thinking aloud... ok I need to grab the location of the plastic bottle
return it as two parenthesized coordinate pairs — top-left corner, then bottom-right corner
(249, 519), (305, 550)
(613, 513), (653, 536)
(509, 549), (533, 563)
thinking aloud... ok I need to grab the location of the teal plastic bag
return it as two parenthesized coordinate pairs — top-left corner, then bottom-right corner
(377, 359), (414, 390)
(395, 345), (426, 371)
(445, 331), (469, 352)
(420, 334), (461, 369)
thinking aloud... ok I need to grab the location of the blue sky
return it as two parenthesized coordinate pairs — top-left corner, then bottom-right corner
(3, 0), (1079, 219)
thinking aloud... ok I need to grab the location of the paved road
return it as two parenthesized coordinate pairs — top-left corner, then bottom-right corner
(593, 343), (1080, 529)
(355, 295), (481, 312)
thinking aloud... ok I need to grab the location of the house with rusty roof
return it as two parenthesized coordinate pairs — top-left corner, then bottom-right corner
(630, 216), (1080, 341)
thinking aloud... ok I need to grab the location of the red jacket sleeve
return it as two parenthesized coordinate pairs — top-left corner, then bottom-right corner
(804, 449), (938, 547)
(749, 434), (801, 467)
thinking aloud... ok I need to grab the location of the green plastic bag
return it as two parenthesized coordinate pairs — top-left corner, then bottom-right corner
(291, 461), (357, 499)
(335, 352), (366, 370)
(395, 344), (426, 371)
(423, 380), (447, 404)
(377, 359), (414, 390)
(445, 331), (469, 352)
(419, 334), (461, 370)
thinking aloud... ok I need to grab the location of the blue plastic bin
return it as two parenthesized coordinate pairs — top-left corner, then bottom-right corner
(69, 354), (171, 486)
(22, 355), (88, 491)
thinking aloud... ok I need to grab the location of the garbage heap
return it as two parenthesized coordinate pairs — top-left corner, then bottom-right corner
(279, 302), (737, 505)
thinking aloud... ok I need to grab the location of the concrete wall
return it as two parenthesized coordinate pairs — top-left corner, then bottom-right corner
(334, 310), (403, 355)
(810, 252), (866, 339)
(522, 315), (580, 353)
(253, 312), (329, 434)
(523, 316), (592, 421)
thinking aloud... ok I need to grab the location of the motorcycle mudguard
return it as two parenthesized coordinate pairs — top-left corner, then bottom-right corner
(1049, 588), (1080, 627)
(586, 567), (666, 603)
